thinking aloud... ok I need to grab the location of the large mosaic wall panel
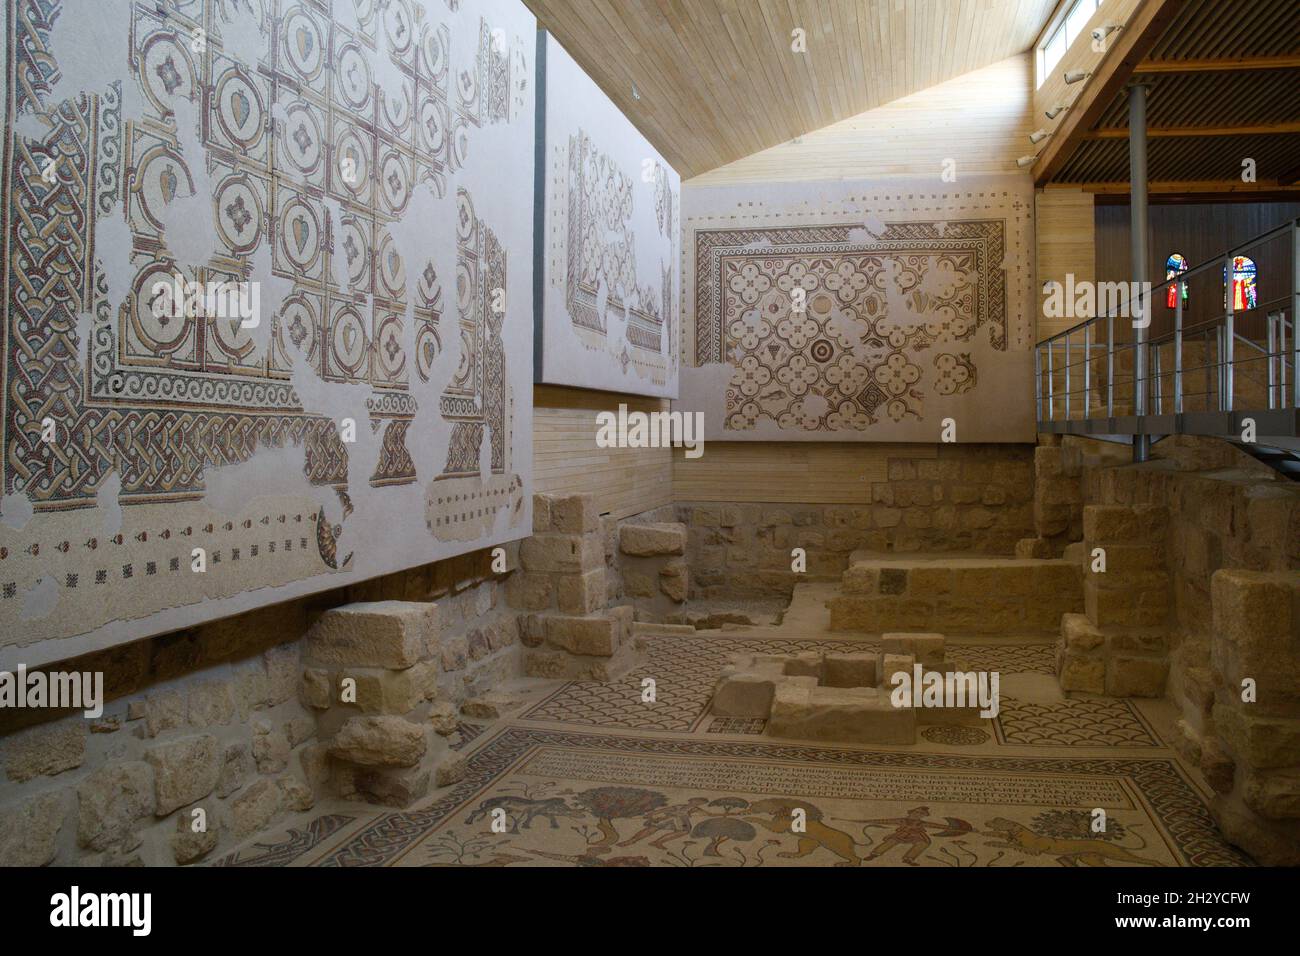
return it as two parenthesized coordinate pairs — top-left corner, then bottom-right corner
(679, 177), (1036, 442)
(0, 0), (536, 667)
(536, 30), (679, 399)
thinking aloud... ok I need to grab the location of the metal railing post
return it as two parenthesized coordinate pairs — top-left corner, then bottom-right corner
(1294, 221), (1300, 409)
(1106, 312), (1114, 416)
(1267, 312), (1277, 409)
(1084, 322), (1092, 416)
(1047, 341), (1055, 420)
(1153, 344), (1163, 414)
(1174, 287), (1184, 414)
(1224, 253), (1235, 412)
(1064, 332), (1072, 420)
(1034, 345), (1042, 421)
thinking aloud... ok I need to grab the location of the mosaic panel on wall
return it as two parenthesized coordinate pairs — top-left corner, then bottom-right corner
(0, 0), (536, 667)
(679, 178), (1036, 442)
(535, 30), (679, 399)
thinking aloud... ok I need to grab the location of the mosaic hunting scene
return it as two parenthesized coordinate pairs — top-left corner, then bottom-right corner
(1, 0), (1298, 881)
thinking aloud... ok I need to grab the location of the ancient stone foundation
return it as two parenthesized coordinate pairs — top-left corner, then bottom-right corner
(712, 633), (986, 745)
(511, 493), (643, 681)
(827, 552), (1081, 634)
(1056, 503), (1171, 698)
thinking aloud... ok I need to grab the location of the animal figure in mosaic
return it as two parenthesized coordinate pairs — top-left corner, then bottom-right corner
(615, 796), (711, 851)
(981, 818), (1162, 867)
(463, 795), (584, 834)
(742, 797), (865, 866)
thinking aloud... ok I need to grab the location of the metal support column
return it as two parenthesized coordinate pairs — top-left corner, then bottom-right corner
(1294, 222), (1300, 409)
(1129, 83), (1150, 461)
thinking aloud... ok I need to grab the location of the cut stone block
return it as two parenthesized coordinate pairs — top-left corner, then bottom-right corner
(546, 613), (622, 657)
(329, 716), (426, 768)
(305, 601), (436, 670)
(556, 567), (606, 614)
(768, 683), (914, 745)
(712, 668), (780, 718)
(881, 632), (945, 665)
(519, 532), (603, 574)
(549, 493), (600, 534)
(619, 522), (687, 556)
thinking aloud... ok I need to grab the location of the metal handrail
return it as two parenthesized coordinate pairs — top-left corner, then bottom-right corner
(1036, 216), (1300, 425)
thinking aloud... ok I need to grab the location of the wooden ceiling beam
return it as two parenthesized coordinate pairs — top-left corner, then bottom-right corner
(1133, 55), (1300, 73)
(1032, 0), (1187, 188)
(1085, 121), (1300, 139)
(1057, 179), (1300, 203)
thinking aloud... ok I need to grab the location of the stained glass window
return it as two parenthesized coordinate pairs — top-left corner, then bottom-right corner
(1223, 256), (1258, 311)
(1165, 253), (1188, 309)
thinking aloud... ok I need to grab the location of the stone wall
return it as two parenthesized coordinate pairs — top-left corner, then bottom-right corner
(1064, 435), (1300, 864)
(0, 547), (520, 867)
(678, 445), (1037, 599)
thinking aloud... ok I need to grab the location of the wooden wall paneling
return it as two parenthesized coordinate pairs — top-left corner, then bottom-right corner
(533, 386), (674, 519)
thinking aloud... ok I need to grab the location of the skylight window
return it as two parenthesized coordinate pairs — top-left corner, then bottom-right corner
(1037, 0), (1105, 88)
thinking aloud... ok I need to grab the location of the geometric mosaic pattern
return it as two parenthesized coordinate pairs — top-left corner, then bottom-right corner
(681, 180), (1035, 441)
(536, 32), (679, 398)
(0, 0), (534, 660)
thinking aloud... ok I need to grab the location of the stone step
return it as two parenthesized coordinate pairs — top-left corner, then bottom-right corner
(828, 553), (1081, 635)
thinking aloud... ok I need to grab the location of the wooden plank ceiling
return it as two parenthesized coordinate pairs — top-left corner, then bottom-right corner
(1038, 0), (1300, 199)
(525, 0), (1059, 179)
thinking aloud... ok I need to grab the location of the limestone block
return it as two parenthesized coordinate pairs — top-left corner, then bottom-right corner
(520, 532), (603, 574)
(301, 668), (332, 710)
(881, 633), (945, 665)
(1214, 704), (1300, 770)
(428, 701), (458, 735)
(619, 522), (687, 556)
(252, 725), (291, 774)
(1059, 613), (1104, 652)
(278, 775), (316, 812)
(659, 559), (689, 603)
(768, 683), (914, 745)
(823, 653), (877, 689)
(546, 613), (620, 657)
(1243, 769), (1300, 820)
(1200, 735), (1235, 794)
(1083, 504), (1169, 544)
(435, 754), (469, 788)
(146, 734), (221, 816)
(171, 805), (220, 864)
(1106, 656), (1168, 698)
(712, 669), (778, 717)
(461, 691), (520, 720)
(77, 761), (154, 851)
(557, 567), (606, 614)
(505, 571), (555, 611)
(781, 651), (824, 679)
(231, 778), (282, 838)
(880, 653), (915, 690)
(305, 601), (437, 670)
(1058, 653), (1105, 694)
(1211, 569), (1298, 680)
(841, 565), (877, 595)
(3, 721), (85, 782)
(1013, 538), (1055, 561)
(0, 791), (66, 866)
(217, 743), (252, 798)
(532, 494), (552, 532)
(329, 716), (426, 768)
(550, 493), (600, 534)
(1084, 579), (1169, 628)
